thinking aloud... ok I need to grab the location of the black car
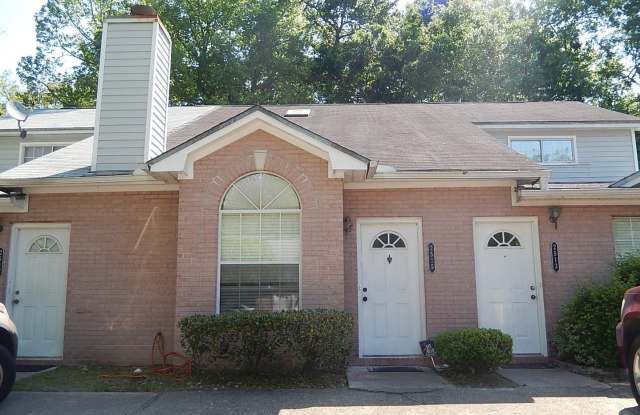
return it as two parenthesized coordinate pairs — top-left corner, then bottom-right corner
(0, 303), (17, 402)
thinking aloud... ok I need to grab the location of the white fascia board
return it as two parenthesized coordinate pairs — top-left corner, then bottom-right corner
(0, 174), (177, 194)
(344, 170), (548, 189)
(345, 178), (517, 189)
(0, 196), (28, 213)
(0, 129), (93, 136)
(479, 122), (640, 130)
(151, 111), (368, 179)
(373, 169), (548, 181)
(514, 188), (640, 206)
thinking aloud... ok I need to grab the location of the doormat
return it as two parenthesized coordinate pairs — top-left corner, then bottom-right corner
(367, 366), (424, 373)
(502, 363), (557, 369)
(16, 364), (56, 372)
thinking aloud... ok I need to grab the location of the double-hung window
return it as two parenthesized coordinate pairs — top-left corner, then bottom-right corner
(219, 172), (301, 313)
(22, 144), (69, 164)
(613, 217), (640, 256)
(510, 138), (575, 164)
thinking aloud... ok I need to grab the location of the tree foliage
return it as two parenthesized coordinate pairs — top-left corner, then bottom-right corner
(13, 0), (640, 114)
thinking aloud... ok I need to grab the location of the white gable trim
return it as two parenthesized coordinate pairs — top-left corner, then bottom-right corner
(149, 111), (368, 179)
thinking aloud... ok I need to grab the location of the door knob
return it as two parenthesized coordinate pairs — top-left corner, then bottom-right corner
(362, 296), (368, 302)
(12, 298), (19, 305)
(530, 295), (537, 300)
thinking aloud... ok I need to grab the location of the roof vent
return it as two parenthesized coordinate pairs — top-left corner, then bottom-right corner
(284, 108), (311, 118)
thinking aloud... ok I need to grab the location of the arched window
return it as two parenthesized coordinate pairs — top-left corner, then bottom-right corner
(219, 173), (300, 313)
(28, 235), (62, 253)
(487, 231), (521, 248)
(372, 232), (406, 248)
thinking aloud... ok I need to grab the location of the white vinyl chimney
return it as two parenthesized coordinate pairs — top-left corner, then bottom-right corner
(92, 5), (171, 171)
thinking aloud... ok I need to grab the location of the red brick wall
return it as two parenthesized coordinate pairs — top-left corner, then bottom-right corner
(343, 186), (640, 355)
(174, 130), (344, 328)
(0, 192), (178, 364)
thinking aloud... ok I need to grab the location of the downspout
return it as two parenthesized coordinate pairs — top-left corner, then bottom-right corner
(366, 161), (378, 179)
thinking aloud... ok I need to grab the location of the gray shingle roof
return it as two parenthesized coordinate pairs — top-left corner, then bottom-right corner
(0, 138), (94, 180)
(0, 106), (216, 131)
(1, 101), (638, 181)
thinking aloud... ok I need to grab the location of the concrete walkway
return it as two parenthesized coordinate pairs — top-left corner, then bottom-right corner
(498, 367), (611, 389)
(0, 367), (637, 414)
(346, 367), (451, 393)
(0, 387), (636, 415)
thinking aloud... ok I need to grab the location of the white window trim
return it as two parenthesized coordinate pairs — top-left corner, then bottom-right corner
(216, 172), (303, 314)
(18, 142), (73, 164)
(631, 129), (639, 171)
(507, 136), (578, 165)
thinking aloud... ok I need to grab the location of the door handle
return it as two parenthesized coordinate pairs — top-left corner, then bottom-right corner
(362, 296), (368, 302)
(12, 298), (19, 305)
(530, 295), (537, 300)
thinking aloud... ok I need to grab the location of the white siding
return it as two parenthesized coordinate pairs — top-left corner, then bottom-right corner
(0, 132), (92, 172)
(94, 18), (171, 171)
(486, 128), (636, 183)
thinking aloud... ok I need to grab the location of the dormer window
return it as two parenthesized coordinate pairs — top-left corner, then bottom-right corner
(510, 137), (576, 164)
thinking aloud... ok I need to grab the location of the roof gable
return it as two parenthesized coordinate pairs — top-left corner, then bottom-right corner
(148, 106), (370, 179)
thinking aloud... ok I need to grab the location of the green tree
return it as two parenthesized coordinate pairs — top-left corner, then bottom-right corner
(17, 0), (132, 108)
(303, 0), (397, 102)
(0, 71), (19, 116)
(153, 0), (312, 104)
(533, 0), (640, 114)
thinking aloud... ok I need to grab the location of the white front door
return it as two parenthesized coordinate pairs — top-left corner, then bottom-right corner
(358, 220), (424, 356)
(8, 225), (70, 358)
(473, 218), (546, 355)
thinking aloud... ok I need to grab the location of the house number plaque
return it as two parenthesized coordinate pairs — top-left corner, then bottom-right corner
(551, 242), (559, 272)
(428, 243), (436, 272)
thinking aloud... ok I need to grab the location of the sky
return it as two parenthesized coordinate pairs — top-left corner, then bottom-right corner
(0, 0), (46, 80)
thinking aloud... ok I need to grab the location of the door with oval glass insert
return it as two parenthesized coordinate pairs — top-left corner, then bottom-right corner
(9, 225), (70, 358)
(473, 218), (546, 355)
(358, 221), (424, 356)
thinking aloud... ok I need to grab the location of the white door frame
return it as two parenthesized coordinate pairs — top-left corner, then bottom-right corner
(472, 216), (548, 356)
(5, 223), (71, 359)
(356, 217), (426, 358)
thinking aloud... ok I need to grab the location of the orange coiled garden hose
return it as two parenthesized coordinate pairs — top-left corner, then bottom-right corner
(151, 332), (192, 376)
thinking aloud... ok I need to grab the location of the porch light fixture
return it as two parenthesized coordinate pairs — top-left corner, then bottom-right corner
(549, 206), (561, 229)
(343, 216), (353, 233)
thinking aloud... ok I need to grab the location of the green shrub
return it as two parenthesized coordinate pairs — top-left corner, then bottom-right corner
(179, 310), (353, 373)
(553, 254), (640, 368)
(613, 254), (640, 286)
(283, 309), (353, 372)
(434, 328), (512, 374)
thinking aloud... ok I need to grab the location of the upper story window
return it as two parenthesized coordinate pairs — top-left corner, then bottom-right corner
(22, 144), (69, 164)
(510, 137), (575, 164)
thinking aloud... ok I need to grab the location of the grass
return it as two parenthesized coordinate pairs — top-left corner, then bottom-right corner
(15, 366), (347, 392)
(440, 370), (517, 388)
